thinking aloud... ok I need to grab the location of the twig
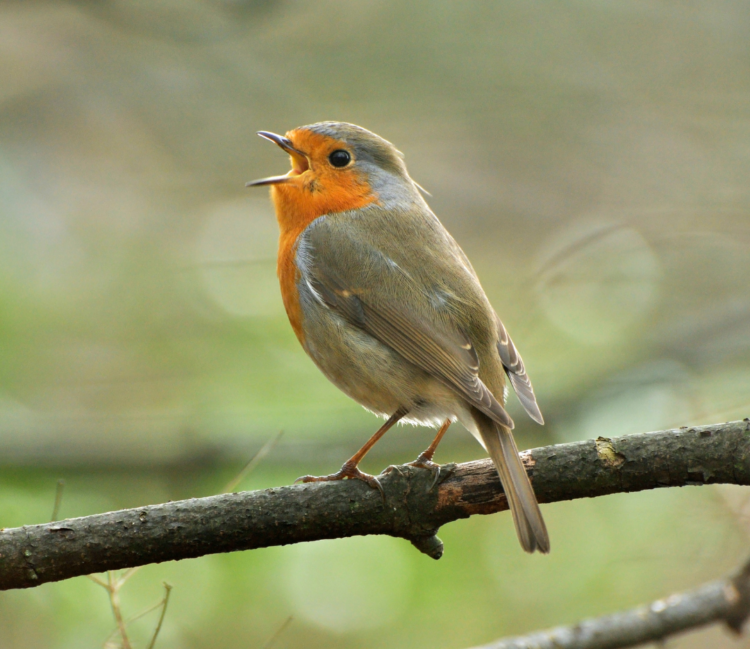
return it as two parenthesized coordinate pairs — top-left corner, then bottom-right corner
(146, 582), (173, 649)
(471, 555), (750, 649)
(262, 616), (293, 649)
(87, 574), (108, 588)
(50, 479), (65, 522)
(98, 575), (171, 648)
(90, 569), (142, 648)
(107, 571), (132, 649)
(222, 430), (284, 494)
(122, 596), (168, 627)
(1, 420), (748, 590)
(117, 567), (142, 588)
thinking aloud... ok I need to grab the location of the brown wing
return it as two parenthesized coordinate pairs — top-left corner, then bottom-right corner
(495, 315), (544, 425)
(308, 266), (515, 429)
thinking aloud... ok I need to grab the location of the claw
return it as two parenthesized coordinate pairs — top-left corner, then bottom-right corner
(369, 475), (386, 503)
(432, 462), (456, 489)
(407, 451), (440, 469)
(399, 456), (456, 492)
(401, 457), (440, 491)
(429, 467), (443, 491)
(294, 463), (386, 503)
(407, 458), (441, 471)
(380, 464), (405, 477)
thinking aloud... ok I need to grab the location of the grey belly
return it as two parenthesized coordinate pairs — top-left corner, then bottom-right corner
(297, 281), (465, 428)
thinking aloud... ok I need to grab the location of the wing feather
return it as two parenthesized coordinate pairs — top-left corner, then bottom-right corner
(495, 316), (544, 425)
(309, 267), (515, 429)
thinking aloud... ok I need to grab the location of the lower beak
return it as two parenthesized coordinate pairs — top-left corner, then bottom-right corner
(245, 174), (292, 187)
(246, 131), (309, 187)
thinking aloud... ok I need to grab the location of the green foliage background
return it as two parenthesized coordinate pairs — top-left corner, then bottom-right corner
(1, 2), (749, 647)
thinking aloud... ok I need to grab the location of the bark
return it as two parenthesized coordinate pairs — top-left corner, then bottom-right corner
(0, 420), (748, 591)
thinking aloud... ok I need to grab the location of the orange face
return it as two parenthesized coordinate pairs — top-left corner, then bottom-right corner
(267, 128), (378, 232)
(250, 128), (379, 345)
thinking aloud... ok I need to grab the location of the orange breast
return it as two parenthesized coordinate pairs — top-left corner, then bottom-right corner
(271, 147), (377, 344)
(276, 226), (308, 344)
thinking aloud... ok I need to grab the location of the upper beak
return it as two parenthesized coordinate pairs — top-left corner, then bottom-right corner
(246, 131), (309, 187)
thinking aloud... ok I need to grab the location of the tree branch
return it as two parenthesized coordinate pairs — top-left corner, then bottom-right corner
(471, 555), (750, 649)
(0, 420), (748, 591)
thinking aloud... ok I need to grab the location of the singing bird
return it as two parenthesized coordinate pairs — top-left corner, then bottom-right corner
(248, 122), (549, 553)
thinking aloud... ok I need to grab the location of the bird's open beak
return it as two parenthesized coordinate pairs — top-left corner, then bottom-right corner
(246, 131), (310, 187)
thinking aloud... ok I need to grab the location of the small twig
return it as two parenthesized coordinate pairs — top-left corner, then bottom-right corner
(107, 571), (132, 649)
(100, 578), (172, 646)
(471, 555), (750, 649)
(262, 616), (293, 649)
(87, 574), (108, 588)
(89, 570), (143, 649)
(50, 479), (65, 522)
(123, 598), (168, 628)
(116, 567), (142, 589)
(90, 566), (171, 649)
(222, 430), (283, 494)
(146, 582), (173, 649)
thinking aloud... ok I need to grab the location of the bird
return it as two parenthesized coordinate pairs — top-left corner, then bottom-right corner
(247, 122), (549, 553)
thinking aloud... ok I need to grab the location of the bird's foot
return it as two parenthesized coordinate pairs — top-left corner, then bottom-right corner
(295, 461), (385, 501)
(408, 456), (443, 491)
(406, 452), (441, 472)
(381, 453), (447, 491)
(380, 464), (404, 477)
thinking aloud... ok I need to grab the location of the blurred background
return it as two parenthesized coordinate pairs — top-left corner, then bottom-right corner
(1, 1), (749, 647)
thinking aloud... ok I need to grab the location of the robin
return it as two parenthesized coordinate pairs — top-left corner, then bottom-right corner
(247, 122), (549, 553)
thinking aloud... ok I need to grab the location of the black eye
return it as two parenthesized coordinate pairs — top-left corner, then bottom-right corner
(328, 149), (351, 168)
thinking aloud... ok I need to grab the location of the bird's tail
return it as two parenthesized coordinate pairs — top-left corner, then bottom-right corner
(474, 410), (550, 553)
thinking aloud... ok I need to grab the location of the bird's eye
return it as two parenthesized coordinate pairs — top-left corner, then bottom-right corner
(328, 150), (351, 168)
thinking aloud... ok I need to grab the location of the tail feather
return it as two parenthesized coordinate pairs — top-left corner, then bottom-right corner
(474, 410), (550, 553)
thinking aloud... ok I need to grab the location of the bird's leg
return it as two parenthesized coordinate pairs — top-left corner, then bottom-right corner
(295, 408), (408, 496)
(408, 418), (451, 469)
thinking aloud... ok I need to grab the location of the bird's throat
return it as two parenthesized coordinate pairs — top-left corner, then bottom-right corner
(270, 162), (378, 347)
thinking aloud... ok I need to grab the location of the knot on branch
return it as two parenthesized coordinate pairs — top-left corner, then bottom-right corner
(408, 534), (444, 559)
(377, 463), (453, 557)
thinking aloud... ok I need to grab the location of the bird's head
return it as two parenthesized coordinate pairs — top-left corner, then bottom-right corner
(247, 122), (422, 226)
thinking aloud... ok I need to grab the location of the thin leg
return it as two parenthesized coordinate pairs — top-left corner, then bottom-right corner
(409, 418), (452, 468)
(295, 408), (408, 494)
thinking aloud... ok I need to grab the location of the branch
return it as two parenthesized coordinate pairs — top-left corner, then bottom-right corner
(471, 556), (750, 649)
(0, 420), (748, 591)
